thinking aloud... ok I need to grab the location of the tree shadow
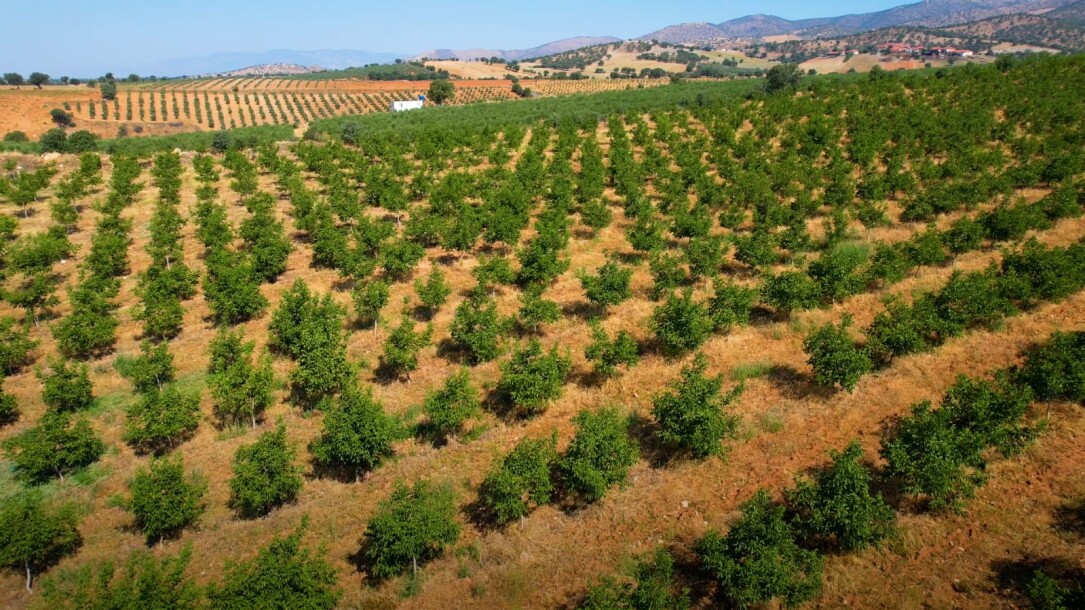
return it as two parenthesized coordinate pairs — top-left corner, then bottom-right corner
(766, 364), (835, 400)
(562, 300), (603, 322)
(991, 555), (1085, 606)
(308, 459), (367, 485)
(628, 412), (677, 469)
(1053, 497), (1085, 540)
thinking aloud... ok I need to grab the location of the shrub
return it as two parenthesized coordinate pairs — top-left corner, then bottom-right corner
(517, 288), (562, 332)
(733, 229), (777, 268)
(584, 319), (640, 379)
(229, 423), (303, 518)
(421, 369), (480, 441)
(3, 411), (104, 483)
(648, 250), (687, 300)
(803, 315), (872, 392)
(203, 250), (268, 325)
(208, 519), (340, 609)
(495, 339), (571, 417)
(361, 479), (460, 580)
(808, 242), (869, 303)
(38, 358), (93, 412)
(787, 441), (895, 551)
(124, 385), (201, 455)
(559, 407), (638, 503)
(707, 279), (757, 332)
(650, 290), (714, 357)
(760, 270), (820, 315)
(683, 235), (725, 277)
(38, 548), (200, 609)
(309, 384), (397, 481)
(697, 490), (823, 609)
(580, 548), (690, 610)
(478, 434), (558, 525)
(0, 492), (82, 593)
(652, 353), (743, 459)
(579, 257), (633, 311)
(127, 456), (206, 543)
(1014, 331), (1085, 403)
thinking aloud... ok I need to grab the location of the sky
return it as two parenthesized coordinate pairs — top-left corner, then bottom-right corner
(0, 0), (911, 76)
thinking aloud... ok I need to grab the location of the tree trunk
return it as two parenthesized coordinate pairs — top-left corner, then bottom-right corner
(25, 562), (32, 593)
(412, 556), (417, 578)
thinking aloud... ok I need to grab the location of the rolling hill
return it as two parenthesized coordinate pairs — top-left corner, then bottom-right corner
(413, 36), (622, 62)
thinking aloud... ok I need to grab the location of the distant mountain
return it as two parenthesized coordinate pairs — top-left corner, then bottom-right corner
(943, 13), (1085, 50)
(215, 64), (324, 77)
(413, 36), (621, 62)
(1047, 0), (1085, 22)
(133, 49), (406, 78)
(640, 0), (1081, 44)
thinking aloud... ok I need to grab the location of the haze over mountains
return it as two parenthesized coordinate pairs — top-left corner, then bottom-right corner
(131, 0), (1083, 76)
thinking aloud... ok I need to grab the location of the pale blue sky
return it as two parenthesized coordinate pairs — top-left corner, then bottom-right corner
(0, 0), (910, 76)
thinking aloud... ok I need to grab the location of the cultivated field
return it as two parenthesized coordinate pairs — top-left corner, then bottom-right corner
(0, 55), (1083, 610)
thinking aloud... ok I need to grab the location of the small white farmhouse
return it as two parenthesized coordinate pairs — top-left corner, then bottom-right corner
(392, 98), (425, 112)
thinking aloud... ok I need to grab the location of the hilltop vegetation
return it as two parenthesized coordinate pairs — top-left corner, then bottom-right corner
(0, 54), (1083, 610)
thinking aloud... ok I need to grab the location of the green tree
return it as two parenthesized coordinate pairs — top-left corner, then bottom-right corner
(100, 80), (117, 101)
(310, 383), (397, 481)
(124, 385), (201, 455)
(208, 518), (341, 610)
(0, 492), (81, 593)
(579, 257), (633, 312)
(803, 314), (872, 392)
(559, 407), (638, 504)
(707, 279), (757, 332)
(584, 319), (639, 379)
(117, 340), (175, 394)
(697, 490), (823, 609)
(360, 479), (460, 579)
(351, 279), (389, 330)
(427, 80), (456, 105)
(127, 456), (206, 544)
(478, 434), (558, 526)
(517, 288), (562, 333)
(0, 316), (37, 374)
(203, 250), (268, 325)
(379, 313), (432, 381)
(760, 270), (821, 316)
(4, 410), (104, 482)
(495, 339), (571, 417)
(787, 441), (895, 551)
(208, 328), (275, 429)
(450, 289), (506, 363)
(652, 353), (743, 459)
(765, 63), (802, 93)
(414, 267), (451, 315)
(38, 358), (94, 412)
(229, 422), (303, 518)
(421, 369), (480, 442)
(650, 290), (714, 357)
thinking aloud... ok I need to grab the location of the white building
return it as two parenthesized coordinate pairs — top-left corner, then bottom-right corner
(392, 98), (425, 112)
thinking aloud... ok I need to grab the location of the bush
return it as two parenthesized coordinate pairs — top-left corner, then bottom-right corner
(361, 479), (460, 580)
(650, 290), (714, 357)
(579, 257), (633, 311)
(421, 369), (480, 441)
(3, 411), (104, 483)
(478, 435), (557, 525)
(495, 339), (571, 417)
(127, 456), (206, 543)
(117, 340), (175, 394)
(761, 270), (821, 315)
(787, 441), (895, 551)
(517, 288), (562, 332)
(208, 328), (274, 429)
(0, 316), (37, 374)
(229, 423), (303, 518)
(1014, 331), (1085, 403)
(803, 315), (872, 392)
(352, 279), (390, 329)
(208, 519), (341, 609)
(584, 319), (640, 379)
(38, 547), (200, 609)
(414, 266), (451, 314)
(808, 242), (869, 303)
(707, 279), (757, 332)
(579, 548), (690, 610)
(0, 492), (82, 593)
(39, 128), (67, 153)
(38, 358), (93, 412)
(2, 131), (28, 143)
(697, 490), (823, 609)
(309, 383), (397, 481)
(450, 289), (507, 363)
(683, 235), (725, 277)
(652, 353), (743, 459)
(559, 407), (638, 503)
